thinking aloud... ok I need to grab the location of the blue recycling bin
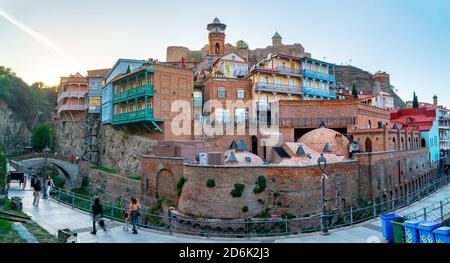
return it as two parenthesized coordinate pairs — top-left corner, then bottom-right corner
(403, 219), (423, 243)
(417, 221), (442, 243)
(380, 213), (402, 242)
(433, 226), (450, 243)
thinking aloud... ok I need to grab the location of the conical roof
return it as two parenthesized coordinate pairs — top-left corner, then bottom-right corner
(213, 17), (221, 23)
(229, 140), (238, 150)
(296, 145), (306, 156)
(272, 31), (282, 39)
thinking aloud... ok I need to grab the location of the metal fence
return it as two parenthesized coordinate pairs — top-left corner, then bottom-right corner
(46, 174), (450, 238)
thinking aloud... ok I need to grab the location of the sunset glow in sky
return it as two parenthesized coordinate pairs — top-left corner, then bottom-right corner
(1, 0), (449, 105)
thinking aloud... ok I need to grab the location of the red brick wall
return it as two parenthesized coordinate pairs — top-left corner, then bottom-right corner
(203, 78), (253, 114)
(177, 162), (359, 219)
(356, 147), (435, 200)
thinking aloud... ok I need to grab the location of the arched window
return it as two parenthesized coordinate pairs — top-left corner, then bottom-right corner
(215, 43), (220, 54)
(392, 137), (397, 150)
(368, 120), (372, 129)
(421, 138), (426, 148)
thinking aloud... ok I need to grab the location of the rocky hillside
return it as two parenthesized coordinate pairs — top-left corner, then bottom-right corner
(335, 65), (406, 108)
(0, 66), (56, 149)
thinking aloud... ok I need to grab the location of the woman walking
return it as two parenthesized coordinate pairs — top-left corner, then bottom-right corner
(128, 197), (141, 234)
(32, 177), (42, 206)
(45, 175), (55, 199)
(91, 198), (107, 235)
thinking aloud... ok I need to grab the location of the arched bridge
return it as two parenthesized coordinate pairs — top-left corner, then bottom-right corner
(10, 158), (79, 189)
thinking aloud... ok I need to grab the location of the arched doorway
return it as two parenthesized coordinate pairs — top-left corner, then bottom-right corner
(156, 169), (176, 199)
(421, 138), (426, 148)
(365, 138), (373, 153)
(251, 136), (258, 155)
(215, 43), (220, 54)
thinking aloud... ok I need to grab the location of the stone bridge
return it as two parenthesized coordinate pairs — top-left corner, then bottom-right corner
(10, 158), (79, 189)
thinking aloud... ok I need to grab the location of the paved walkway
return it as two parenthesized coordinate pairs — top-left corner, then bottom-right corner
(7, 181), (450, 243)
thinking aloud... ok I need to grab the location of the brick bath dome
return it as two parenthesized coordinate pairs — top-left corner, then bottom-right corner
(297, 128), (350, 157)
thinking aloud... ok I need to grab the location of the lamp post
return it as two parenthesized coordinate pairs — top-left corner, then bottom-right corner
(318, 153), (329, 235)
(42, 146), (50, 199)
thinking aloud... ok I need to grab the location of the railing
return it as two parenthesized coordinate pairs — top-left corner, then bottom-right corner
(279, 117), (356, 128)
(405, 196), (450, 222)
(112, 108), (154, 124)
(274, 67), (302, 76)
(254, 82), (303, 95)
(43, 171), (449, 238)
(57, 104), (86, 114)
(113, 84), (154, 103)
(303, 86), (336, 99)
(57, 91), (87, 103)
(302, 69), (335, 82)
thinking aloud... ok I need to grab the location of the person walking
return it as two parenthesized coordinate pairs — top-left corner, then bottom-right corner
(91, 198), (107, 235)
(45, 175), (55, 199)
(128, 197), (141, 234)
(32, 177), (42, 206)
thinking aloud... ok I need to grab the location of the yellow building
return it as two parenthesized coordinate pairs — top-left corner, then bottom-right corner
(246, 53), (303, 110)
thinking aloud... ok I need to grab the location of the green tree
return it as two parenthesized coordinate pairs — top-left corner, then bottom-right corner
(0, 144), (7, 195)
(236, 40), (249, 50)
(412, 92), (419, 108)
(351, 83), (358, 98)
(31, 124), (53, 151)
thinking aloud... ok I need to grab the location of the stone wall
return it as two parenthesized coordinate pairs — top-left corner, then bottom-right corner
(79, 162), (151, 205)
(356, 147), (436, 200)
(0, 99), (32, 149)
(54, 119), (86, 157)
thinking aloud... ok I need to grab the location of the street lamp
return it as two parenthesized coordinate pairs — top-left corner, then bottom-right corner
(317, 153), (329, 235)
(42, 146), (50, 199)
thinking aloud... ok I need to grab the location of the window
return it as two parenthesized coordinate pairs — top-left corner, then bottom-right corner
(237, 89), (245, 99)
(89, 97), (101, 110)
(231, 55), (236, 60)
(235, 108), (247, 123)
(193, 92), (202, 107)
(217, 87), (226, 98)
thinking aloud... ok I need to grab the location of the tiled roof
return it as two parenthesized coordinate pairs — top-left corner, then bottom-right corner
(390, 107), (436, 132)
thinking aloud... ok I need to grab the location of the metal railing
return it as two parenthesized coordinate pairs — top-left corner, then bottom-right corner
(279, 117), (356, 128)
(302, 69), (335, 82)
(303, 86), (337, 99)
(274, 67), (302, 76)
(254, 82), (303, 95)
(44, 172), (449, 238)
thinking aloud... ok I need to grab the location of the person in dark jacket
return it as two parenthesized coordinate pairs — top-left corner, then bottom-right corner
(91, 198), (107, 234)
(32, 177), (42, 206)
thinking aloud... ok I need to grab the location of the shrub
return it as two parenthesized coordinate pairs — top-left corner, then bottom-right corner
(281, 212), (295, 219)
(52, 175), (65, 188)
(206, 179), (216, 188)
(256, 208), (271, 218)
(273, 192), (280, 198)
(253, 176), (266, 194)
(242, 206), (249, 213)
(91, 166), (117, 174)
(126, 175), (142, 181)
(230, 183), (245, 197)
(176, 177), (186, 196)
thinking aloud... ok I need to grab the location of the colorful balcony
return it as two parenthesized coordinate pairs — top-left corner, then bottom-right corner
(254, 82), (303, 95)
(302, 69), (335, 82)
(113, 84), (154, 103)
(112, 108), (154, 125)
(274, 66), (302, 77)
(303, 86), (336, 99)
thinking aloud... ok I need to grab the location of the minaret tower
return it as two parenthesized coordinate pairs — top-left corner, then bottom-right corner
(207, 17), (226, 56)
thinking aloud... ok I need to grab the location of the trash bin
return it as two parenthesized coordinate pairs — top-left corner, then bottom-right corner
(417, 221), (442, 243)
(58, 229), (77, 243)
(11, 196), (23, 210)
(432, 226), (450, 243)
(403, 219), (423, 243)
(392, 217), (405, 243)
(380, 213), (402, 242)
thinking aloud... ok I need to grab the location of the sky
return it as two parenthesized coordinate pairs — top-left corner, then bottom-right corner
(0, 0), (449, 106)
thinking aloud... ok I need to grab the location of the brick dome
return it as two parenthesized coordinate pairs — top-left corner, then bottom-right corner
(297, 128), (350, 157)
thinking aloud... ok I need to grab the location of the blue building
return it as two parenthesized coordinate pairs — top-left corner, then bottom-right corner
(102, 59), (147, 124)
(87, 69), (110, 114)
(301, 57), (336, 100)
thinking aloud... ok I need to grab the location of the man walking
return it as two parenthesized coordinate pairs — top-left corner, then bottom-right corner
(32, 176), (42, 206)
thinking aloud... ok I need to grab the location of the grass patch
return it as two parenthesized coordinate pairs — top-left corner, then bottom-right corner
(91, 165), (117, 174)
(0, 198), (57, 243)
(126, 175), (142, 181)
